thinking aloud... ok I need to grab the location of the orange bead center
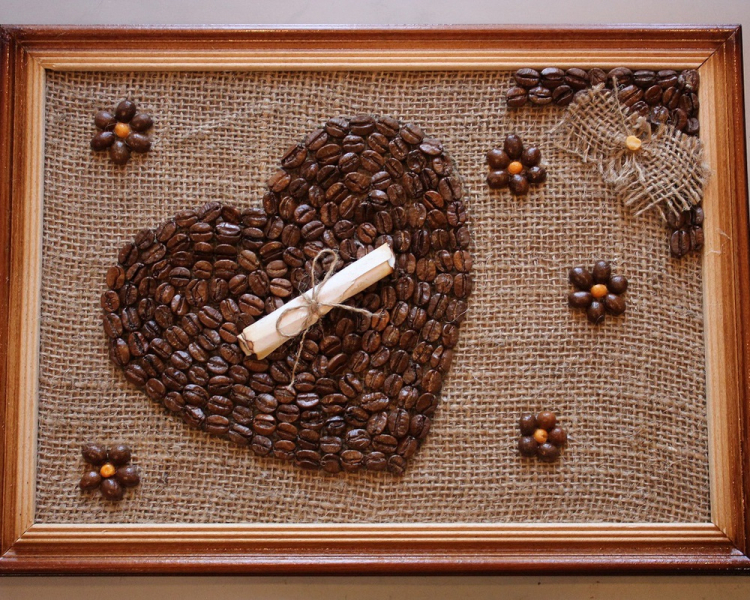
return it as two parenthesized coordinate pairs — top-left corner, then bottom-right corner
(533, 429), (548, 444)
(507, 161), (523, 175)
(590, 284), (608, 299)
(625, 135), (642, 152)
(99, 463), (116, 478)
(114, 122), (131, 139)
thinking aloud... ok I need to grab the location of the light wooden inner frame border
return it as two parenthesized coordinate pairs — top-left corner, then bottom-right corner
(0, 26), (748, 574)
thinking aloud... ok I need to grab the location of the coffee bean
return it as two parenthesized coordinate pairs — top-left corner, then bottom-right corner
(515, 68), (540, 88)
(101, 290), (121, 312)
(552, 85), (574, 106)
(662, 86), (682, 110)
(607, 67), (633, 87)
(588, 68), (607, 86)
(649, 105), (670, 126)
(644, 84), (663, 105)
(528, 86), (552, 105)
(657, 69), (679, 89)
(670, 108), (688, 131)
(325, 116), (349, 138)
(540, 67), (565, 89)
(587, 300), (606, 324)
(618, 85), (643, 108)
(627, 70), (653, 90)
(564, 67), (589, 90)
(679, 69), (699, 92)
(145, 377), (166, 401)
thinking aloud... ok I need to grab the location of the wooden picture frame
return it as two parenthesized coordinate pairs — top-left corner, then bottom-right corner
(0, 25), (748, 574)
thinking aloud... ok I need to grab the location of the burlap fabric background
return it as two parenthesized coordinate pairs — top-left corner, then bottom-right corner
(35, 70), (709, 524)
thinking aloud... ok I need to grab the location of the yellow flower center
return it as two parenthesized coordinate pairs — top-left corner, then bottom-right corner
(590, 284), (608, 299)
(507, 161), (523, 175)
(625, 135), (642, 152)
(114, 122), (131, 139)
(100, 463), (116, 478)
(533, 429), (548, 444)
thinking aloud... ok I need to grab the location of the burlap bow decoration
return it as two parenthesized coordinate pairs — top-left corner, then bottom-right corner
(549, 85), (709, 217)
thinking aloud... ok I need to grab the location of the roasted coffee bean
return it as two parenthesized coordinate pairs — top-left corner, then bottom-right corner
(662, 86), (682, 111)
(120, 307), (141, 332)
(141, 354), (165, 378)
(679, 69), (700, 92)
(540, 67), (565, 89)
(375, 117), (401, 139)
(528, 85), (552, 105)
(649, 105), (670, 126)
(103, 312), (124, 338)
(633, 69), (656, 88)
(679, 92), (698, 115)
(281, 143), (308, 169)
(670, 108), (689, 131)
(564, 68), (589, 90)
(162, 366), (187, 391)
(607, 66), (633, 87)
(127, 332), (149, 357)
(108, 337), (130, 367)
(618, 84), (643, 108)
(145, 377), (166, 400)
(671, 225), (693, 258)
(514, 68), (540, 88)
(644, 84), (663, 105)
(588, 68), (607, 86)
(657, 69), (679, 89)
(101, 290), (121, 313)
(506, 86), (528, 107)
(552, 84), (574, 106)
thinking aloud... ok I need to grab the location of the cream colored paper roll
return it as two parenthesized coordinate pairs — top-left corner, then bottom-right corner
(238, 244), (396, 359)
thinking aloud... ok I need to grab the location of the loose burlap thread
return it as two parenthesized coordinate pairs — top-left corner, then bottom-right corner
(36, 70), (709, 524)
(550, 85), (710, 217)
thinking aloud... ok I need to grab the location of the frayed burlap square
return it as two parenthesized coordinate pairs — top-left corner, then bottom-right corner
(550, 85), (709, 217)
(35, 70), (709, 524)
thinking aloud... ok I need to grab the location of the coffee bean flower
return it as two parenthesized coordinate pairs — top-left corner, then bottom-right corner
(518, 411), (567, 462)
(90, 100), (153, 165)
(567, 261), (628, 324)
(486, 134), (547, 196)
(668, 205), (704, 258)
(78, 442), (140, 501)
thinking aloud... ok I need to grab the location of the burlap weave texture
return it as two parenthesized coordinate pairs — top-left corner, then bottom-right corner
(550, 85), (709, 217)
(36, 70), (709, 524)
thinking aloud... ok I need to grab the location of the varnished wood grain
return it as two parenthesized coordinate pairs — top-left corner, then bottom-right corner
(0, 26), (18, 561)
(0, 25), (748, 575)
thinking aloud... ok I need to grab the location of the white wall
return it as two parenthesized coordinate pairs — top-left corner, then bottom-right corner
(1, 0), (750, 597)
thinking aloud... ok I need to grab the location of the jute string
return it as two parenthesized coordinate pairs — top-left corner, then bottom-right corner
(275, 248), (374, 389)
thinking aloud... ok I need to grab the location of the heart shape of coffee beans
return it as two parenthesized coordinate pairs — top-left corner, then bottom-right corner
(101, 115), (473, 474)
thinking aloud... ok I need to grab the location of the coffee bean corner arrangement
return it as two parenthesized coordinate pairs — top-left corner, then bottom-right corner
(486, 134), (546, 195)
(567, 261), (628, 325)
(507, 67), (701, 137)
(101, 115), (473, 475)
(79, 442), (140, 501)
(517, 411), (567, 462)
(91, 100), (153, 165)
(668, 205), (704, 258)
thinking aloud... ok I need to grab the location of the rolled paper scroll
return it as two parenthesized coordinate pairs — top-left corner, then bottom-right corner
(238, 244), (396, 359)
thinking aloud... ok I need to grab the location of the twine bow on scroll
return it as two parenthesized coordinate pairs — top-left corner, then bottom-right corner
(275, 249), (374, 387)
(549, 84), (710, 217)
(237, 244), (396, 386)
